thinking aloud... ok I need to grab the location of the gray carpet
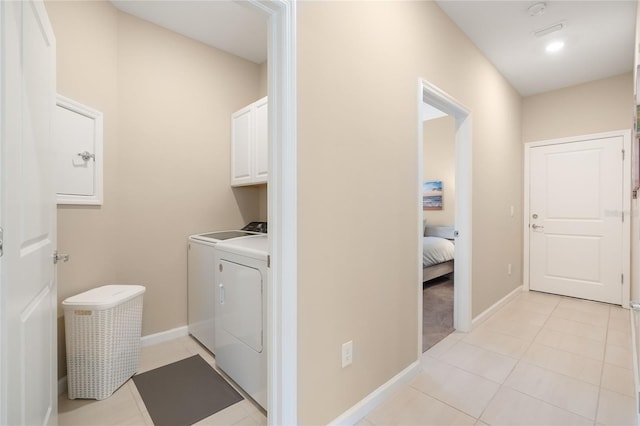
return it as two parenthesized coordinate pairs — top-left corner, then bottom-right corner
(423, 275), (454, 352)
(132, 355), (243, 426)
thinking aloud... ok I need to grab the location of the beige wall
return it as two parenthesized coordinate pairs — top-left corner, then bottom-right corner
(423, 116), (455, 226)
(46, 0), (121, 380)
(115, 12), (262, 335)
(522, 72), (634, 142)
(296, 2), (522, 424)
(259, 61), (268, 98)
(46, 0), (263, 378)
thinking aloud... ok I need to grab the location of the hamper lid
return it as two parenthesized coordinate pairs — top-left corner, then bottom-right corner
(62, 285), (146, 311)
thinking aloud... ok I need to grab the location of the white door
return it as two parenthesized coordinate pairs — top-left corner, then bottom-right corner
(1, 1), (58, 424)
(529, 136), (623, 304)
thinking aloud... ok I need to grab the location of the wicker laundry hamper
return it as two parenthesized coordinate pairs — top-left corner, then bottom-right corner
(62, 285), (145, 400)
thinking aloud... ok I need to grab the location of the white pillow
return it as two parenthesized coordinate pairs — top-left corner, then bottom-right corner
(425, 225), (455, 239)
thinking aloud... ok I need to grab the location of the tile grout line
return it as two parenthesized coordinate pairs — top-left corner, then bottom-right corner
(593, 307), (611, 424)
(414, 295), (633, 425)
(422, 295), (628, 425)
(475, 293), (562, 423)
(593, 305), (612, 425)
(480, 294), (615, 423)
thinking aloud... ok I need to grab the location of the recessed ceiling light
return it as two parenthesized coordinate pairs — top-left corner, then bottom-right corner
(527, 2), (547, 17)
(545, 40), (565, 53)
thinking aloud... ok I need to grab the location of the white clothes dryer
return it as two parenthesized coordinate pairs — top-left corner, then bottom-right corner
(187, 222), (266, 353)
(213, 234), (268, 410)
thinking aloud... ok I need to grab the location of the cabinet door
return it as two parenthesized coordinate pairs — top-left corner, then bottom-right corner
(55, 95), (103, 204)
(231, 105), (253, 186)
(253, 97), (268, 183)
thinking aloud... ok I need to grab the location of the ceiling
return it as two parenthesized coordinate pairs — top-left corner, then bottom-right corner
(110, 0), (268, 64)
(436, 1), (637, 96)
(111, 1), (636, 97)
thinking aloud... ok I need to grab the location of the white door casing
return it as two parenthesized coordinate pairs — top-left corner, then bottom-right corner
(419, 80), (473, 347)
(1, 0), (58, 425)
(246, 0), (297, 424)
(524, 131), (631, 306)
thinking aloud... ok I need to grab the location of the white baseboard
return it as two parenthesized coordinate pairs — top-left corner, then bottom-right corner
(328, 360), (421, 425)
(140, 325), (189, 347)
(472, 285), (523, 329)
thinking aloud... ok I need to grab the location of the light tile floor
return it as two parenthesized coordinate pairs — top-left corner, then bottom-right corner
(58, 335), (267, 425)
(359, 291), (637, 426)
(59, 291), (637, 426)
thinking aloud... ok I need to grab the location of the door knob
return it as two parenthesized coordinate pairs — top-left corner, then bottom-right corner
(531, 224), (544, 230)
(77, 151), (95, 161)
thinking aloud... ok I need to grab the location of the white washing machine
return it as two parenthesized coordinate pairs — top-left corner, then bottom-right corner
(214, 234), (268, 409)
(187, 222), (266, 353)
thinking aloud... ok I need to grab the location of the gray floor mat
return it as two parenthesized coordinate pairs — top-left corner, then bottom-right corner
(132, 354), (243, 426)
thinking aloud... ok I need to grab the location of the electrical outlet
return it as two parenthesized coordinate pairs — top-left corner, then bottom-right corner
(342, 341), (353, 368)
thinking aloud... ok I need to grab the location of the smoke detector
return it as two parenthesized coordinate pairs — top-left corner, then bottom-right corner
(527, 2), (547, 17)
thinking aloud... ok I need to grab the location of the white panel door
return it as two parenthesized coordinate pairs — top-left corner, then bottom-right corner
(1, 1), (58, 425)
(529, 137), (623, 304)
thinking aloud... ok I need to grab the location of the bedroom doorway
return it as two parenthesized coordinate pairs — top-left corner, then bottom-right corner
(422, 113), (456, 351)
(418, 80), (472, 356)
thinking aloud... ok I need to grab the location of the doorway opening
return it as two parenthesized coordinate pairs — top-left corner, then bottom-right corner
(421, 112), (456, 352)
(418, 80), (472, 357)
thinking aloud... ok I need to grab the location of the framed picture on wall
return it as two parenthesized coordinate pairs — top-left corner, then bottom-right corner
(423, 180), (443, 210)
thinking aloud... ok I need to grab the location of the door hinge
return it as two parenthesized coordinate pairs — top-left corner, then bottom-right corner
(622, 212), (625, 222)
(53, 250), (70, 264)
(0, 227), (3, 258)
(267, 254), (271, 268)
(623, 149), (626, 161)
(622, 273), (624, 285)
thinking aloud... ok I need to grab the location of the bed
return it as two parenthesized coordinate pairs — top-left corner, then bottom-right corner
(423, 225), (455, 282)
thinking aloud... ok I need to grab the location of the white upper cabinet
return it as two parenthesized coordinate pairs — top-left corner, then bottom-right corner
(55, 95), (104, 205)
(231, 96), (268, 186)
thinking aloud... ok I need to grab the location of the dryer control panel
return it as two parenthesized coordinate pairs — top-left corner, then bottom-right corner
(242, 221), (267, 233)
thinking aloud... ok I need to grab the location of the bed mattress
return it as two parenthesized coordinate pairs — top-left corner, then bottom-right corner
(423, 236), (455, 267)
